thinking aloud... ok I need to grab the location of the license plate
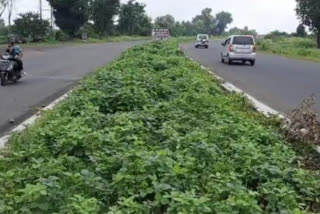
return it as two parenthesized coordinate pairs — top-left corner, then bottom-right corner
(238, 49), (250, 53)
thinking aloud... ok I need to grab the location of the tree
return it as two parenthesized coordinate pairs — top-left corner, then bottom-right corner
(0, 18), (4, 28)
(13, 12), (50, 41)
(177, 21), (196, 36)
(48, 0), (89, 38)
(91, 0), (119, 35)
(154, 14), (175, 33)
(296, 0), (320, 48)
(171, 21), (182, 36)
(0, 0), (8, 18)
(135, 15), (152, 36)
(228, 27), (242, 35)
(265, 30), (289, 39)
(227, 26), (257, 37)
(215, 11), (233, 35)
(118, 0), (151, 36)
(296, 23), (307, 37)
(192, 8), (216, 35)
(242, 26), (257, 37)
(7, 0), (13, 30)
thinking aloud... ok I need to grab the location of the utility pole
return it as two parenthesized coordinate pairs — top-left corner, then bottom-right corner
(39, 0), (42, 21)
(50, 5), (54, 33)
(7, 0), (13, 37)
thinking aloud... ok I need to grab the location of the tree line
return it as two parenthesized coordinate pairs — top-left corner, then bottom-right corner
(49, 0), (320, 47)
(154, 9), (233, 37)
(48, 0), (234, 38)
(0, 0), (319, 48)
(0, 0), (235, 41)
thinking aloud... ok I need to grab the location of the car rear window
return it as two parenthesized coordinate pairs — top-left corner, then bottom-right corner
(232, 37), (254, 45)
(198, 35), (208, 40)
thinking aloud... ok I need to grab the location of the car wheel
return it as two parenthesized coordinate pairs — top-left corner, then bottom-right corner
(221, 57), (225, 63)
(250, 60), (255, 66)
(206, 45), (209, 49)
(195, 45), (198, 48)
(228, 58), (233, 65)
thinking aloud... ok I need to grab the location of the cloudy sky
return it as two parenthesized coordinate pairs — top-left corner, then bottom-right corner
(5, 0), (300, 34)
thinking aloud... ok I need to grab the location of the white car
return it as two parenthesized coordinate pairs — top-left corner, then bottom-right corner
(195, 34), (209, 49)
(221, 35), (256, 66)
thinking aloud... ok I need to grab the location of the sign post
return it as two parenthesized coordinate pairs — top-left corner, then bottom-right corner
(152, 29), (170, 41)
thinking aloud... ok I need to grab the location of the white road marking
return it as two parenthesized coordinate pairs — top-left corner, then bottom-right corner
(0, 89), (73, 149)
(188, 55), (320, 154)
(1, 52), (319, 155)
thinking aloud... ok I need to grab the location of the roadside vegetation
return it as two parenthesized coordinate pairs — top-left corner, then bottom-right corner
(257, 35), (320, 62)
(0, 0), (234, 45)
(0, 40), (319, 213)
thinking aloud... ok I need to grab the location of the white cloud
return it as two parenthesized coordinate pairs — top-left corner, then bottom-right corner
(3, 0), (300, 34)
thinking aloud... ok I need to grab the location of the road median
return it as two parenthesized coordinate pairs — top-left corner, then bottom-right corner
(0, 40), (319, 213)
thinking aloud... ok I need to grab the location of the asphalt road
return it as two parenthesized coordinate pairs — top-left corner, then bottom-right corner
(182, 40), (320, 115)
(0, 41), (142, 135)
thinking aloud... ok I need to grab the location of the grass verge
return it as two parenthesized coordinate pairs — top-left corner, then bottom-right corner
(257, 37), (320, 62)
(0, 40), (319, 214)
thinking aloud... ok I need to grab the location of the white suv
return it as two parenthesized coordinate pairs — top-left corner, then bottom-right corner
(195, 34), (209, 49)
(221, 35), (256, 66)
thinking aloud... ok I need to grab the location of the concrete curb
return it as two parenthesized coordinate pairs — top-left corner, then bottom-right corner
(186, 55), (284, 118)
(0, 89), (73, 149)
(1, 52), (319, 154)
(186, 56), (320, 154)
(200, 64), (283, 118)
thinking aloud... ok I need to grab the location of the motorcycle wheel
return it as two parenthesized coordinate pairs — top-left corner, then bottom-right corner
(0, 72), (8, 86)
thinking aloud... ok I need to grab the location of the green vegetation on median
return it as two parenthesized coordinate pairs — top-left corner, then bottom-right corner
(257, 36), (320, 62)
(0, 40), (319, 213)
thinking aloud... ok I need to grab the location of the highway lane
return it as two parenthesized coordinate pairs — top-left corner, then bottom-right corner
(182, 40), (320, 115)
(0, 41), (142, 135)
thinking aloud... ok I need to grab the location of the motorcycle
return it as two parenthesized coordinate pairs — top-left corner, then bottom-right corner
(0, 54), (22, 86)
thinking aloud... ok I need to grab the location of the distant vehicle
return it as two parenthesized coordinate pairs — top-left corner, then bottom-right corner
(8, 34), (28, 44)
(221, 35), (256, 66)
(195, 34), (209, 49)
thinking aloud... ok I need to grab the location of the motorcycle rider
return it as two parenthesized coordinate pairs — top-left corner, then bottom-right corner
(5, 42), (23, 72)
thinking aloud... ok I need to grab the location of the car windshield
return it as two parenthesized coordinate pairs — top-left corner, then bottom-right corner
(232, 36), (254, 45)
(197, 35), (208, 40)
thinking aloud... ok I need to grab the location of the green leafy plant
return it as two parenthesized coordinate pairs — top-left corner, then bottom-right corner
(0, 40), (319, 214)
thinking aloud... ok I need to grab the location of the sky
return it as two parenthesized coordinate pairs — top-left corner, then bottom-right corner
(3, 0), (300, 34)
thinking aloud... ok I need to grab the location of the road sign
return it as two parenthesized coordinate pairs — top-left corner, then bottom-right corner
(152, 29), (170, 41)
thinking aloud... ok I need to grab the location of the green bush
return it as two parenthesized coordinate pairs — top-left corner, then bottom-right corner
(257, 36), (320, 61)
(292, 38), (316, 49)
(13, 12), (50, 42)
(0, 41), (319, 213)
(55, 30), (69, 41)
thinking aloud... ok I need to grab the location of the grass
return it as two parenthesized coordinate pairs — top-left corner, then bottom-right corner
(211, 36), (225, 40)
(0, 40), (319, 213)
(257, 36), (320, 62)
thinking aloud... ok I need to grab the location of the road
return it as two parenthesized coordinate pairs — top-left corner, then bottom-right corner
(182, 40), (320, 115)
(0, 41), (142, 135)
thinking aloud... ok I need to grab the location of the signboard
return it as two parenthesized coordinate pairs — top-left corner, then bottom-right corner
(152, 29), (170, 41)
